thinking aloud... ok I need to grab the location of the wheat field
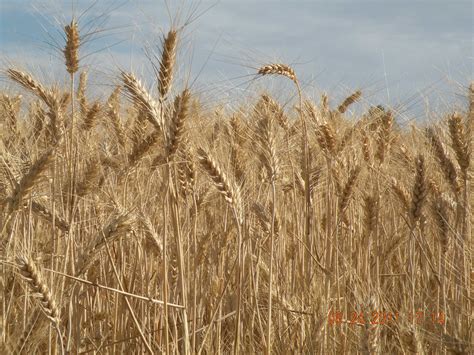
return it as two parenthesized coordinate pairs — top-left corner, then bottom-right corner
(0, 9), (472, 355)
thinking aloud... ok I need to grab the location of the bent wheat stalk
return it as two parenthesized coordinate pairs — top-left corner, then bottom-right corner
(197, 147), (243, 354)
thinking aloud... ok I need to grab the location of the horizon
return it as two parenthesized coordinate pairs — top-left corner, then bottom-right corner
(0, 0), (472, 122)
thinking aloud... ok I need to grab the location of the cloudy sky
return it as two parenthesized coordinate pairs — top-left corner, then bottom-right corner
(0, 0), (472, 120)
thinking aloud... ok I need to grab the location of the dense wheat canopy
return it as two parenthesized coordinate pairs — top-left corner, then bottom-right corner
(0, 2), (472, 354)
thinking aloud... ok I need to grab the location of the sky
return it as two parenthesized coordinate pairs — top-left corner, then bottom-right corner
(0, 0), (472, 121)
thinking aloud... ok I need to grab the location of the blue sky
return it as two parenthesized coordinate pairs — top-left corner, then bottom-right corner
(0, 0), (472, 120)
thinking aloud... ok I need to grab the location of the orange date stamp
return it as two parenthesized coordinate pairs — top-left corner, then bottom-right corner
(328, 310), (445, 326)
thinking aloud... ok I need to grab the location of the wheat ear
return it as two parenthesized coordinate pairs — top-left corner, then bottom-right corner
(256, 107), (280, 182)
(252, 202), (280, 237)
(7, 69), (53, 107)
(76, 212), (135, 277)
(338, 165), (361, 216)
(321, 92), (330, 116)
(30, 200), (70, 233)
(128, 130), (161, 168)
(82, 101), (101, 131)
(77, 70), (88, 116)
(431, 195), (450, 254)
(167, 89), (190, 157)
(316, 122), (337, 156)
(361, 130), (372, 163)
(391, 177), (410, 212)
(338, 90), (362, 113)
(31, 101), (46, 140)
(363, 194), (378, 235)
(258, 63), (298, 83)
(410, 154), (427, 225)
(9, 147), (55, 211)
(63, 19), (80, 74)
(375, 111), (393, 163)
(260, 94), (289, 130)
(16, 256), (65, 354)
(76, 158), (100, 198)
(426, 127), (460, 195)
(197, 148), (242, 215)
(177, 147), (196, 197)
(17, 256), (60, 325)
(121, 71), (162, 131)
(158, 30), (178, 98)
(107, 86), (126, 147)
(448, 112), (470, 177)
(1, 94), (21, 136)
(197, 148), (245, 355)
(140, 213), (163, 256)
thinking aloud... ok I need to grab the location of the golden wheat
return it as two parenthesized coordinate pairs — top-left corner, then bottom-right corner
(1, 9), (472, 354)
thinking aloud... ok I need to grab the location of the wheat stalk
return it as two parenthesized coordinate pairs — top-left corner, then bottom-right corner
(197, 146), (244, 354)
